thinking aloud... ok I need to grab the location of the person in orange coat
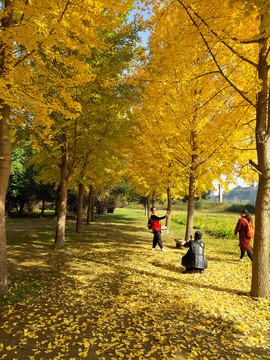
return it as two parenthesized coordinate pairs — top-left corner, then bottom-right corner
(234, 209), (253, 262)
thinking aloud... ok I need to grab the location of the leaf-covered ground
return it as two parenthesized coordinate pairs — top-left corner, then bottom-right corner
(1, 211), (270, 359)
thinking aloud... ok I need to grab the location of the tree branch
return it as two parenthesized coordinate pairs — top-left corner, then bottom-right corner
(176, 0), (257, 109)
(249, 159), (262, 176)
(176, 0), (258, 68)
(231, 38), (259, 44)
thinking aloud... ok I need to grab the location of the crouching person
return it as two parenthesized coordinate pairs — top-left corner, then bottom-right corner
(181, 231), (208, 273)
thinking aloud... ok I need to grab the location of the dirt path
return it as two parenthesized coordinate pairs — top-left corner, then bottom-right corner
(0, 214), (269, 359)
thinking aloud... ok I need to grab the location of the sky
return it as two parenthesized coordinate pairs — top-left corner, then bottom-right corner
(129, 1), (151, 46)
(213, 178), (255, 196)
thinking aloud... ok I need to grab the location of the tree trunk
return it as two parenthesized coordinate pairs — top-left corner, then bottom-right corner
(55, 143), (69, 248)
(19, 201), (25, 214)
(151, 191), (156, 208)
(86, 185), (94, 224)
(0, 0), (13, 294)
(54, 187), (59, 218)
(250, 33), (269, 298)
(0, 103), (11, 294)
(55, 179), (68, 247)
(41, 198), (45, 217)
(91, 189), (94, 221)
(146, 196), (150, 219)
(86, 189), (91, 225)
(185, 170), (196, 241)
(76, 183), (84, 233)
(166, 188), (172, 232)
(252, 172), (270, 297)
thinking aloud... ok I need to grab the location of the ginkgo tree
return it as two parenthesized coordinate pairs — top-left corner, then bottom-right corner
(129, 48), (255, 237)
(0, 0), (135, 293)
(142, 0), (269, 297)
(27, 17), (143, 247)
(75, 153), (127, 233)
(73, 108), (139, 233)
(126, 106), (190, 230)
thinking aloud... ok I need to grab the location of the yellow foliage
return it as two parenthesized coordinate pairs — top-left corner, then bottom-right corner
(0, 0), (135, 144)
(127, 0), (259, 199)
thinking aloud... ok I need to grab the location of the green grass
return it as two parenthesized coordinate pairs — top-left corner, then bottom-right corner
(0, 282), (42, 307)
(114, 208), (146, 216)
(115, 207), (269, 256)
(115, 207), (239, 239)
(172, 212), (239, 239)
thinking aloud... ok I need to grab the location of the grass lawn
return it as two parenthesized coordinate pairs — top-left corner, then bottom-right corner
(0, 208), (269, 359)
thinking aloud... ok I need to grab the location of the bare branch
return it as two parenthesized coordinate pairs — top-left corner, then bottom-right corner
(176, 0), (257, 108)
(231, 38), (259, 45)
(177, 0), (256, 108)
(176, 0), (258, 68)
(249, 159), (262, 176)
(266, 46), (270, 60)
(243, 118), (256, 126)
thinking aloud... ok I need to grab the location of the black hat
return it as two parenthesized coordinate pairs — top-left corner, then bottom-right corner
(195, 231), (202, 240)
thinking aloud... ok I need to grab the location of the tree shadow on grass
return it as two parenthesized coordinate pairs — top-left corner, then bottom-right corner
(5, 219), (150, 287)
(66, 242), (248, 299)
(205, 255), (240, 263)
(5, 217), (243, 299)
(2, 217), (269, 360)
(96, 214), (141, 224)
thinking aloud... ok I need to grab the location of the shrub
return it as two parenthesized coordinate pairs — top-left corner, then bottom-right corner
(226, 203), (255, 214)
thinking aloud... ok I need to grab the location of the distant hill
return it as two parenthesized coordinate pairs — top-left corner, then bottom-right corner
(212, 185), (257, 204)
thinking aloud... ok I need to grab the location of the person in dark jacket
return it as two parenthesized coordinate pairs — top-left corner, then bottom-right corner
(150, 207), (168, 251)
(234, 209), (253, 262)
(181, 231), (208, 273)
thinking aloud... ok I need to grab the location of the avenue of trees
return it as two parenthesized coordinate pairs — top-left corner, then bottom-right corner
(0, 0), (269, 298)
(126, 0), (269, 298)
(0, 0), (141, 294)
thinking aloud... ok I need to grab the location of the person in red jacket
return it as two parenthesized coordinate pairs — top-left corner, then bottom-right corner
(234, 209), (253, 262)
(150, 207), (168, 251)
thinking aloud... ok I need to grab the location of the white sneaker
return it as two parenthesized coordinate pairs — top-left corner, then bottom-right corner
(161, 248), (166, 252)
(152, 248), (158, 251)
(239, 258), (243, 262)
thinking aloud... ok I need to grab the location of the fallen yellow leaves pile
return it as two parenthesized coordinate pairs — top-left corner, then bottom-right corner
(0, 213), (269, 359)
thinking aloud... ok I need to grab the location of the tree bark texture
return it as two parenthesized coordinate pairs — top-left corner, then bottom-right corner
(252, 173), (270, 297)
(0, 104), (11, 294)
(76, 183), (84, 233)
(0, 0), (13, 294)
(251, 34), (270, 298)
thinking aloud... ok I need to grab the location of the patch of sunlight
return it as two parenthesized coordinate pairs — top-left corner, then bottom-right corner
(19, 260), (49, 267)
